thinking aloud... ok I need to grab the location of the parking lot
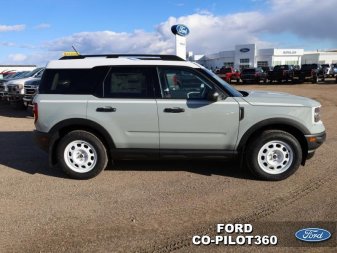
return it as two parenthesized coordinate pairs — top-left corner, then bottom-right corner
(0, 83), (336, 252)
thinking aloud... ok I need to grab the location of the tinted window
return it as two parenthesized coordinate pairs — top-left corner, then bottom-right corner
(158, 67), (213, 99)
(39, 67), (109, 94)
(104, 67), (155, 98)
(242, 68), (256, 74)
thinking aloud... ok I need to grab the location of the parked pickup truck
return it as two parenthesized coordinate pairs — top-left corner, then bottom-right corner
(293, 64), (325, 83)
(217, 67), (240, 83)
(0, 72), (29, 100)
(327, 64), (337, 79)
(6, 68), (44, 105)
(23, 78), (40, 108)
(268, 65), (294, 83)
(241, 67), (267, 84)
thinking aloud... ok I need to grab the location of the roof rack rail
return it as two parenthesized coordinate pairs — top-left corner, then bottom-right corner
(59, 54), (185, 61)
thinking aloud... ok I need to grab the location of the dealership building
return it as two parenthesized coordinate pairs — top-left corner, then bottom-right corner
(194, 44), (337, 70)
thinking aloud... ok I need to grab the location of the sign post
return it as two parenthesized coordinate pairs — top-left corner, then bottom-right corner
(171, 24), (190, 60)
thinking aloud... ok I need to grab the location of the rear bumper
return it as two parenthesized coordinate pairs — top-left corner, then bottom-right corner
(34, 130), (51, 152)
(305, 131), (326, 153)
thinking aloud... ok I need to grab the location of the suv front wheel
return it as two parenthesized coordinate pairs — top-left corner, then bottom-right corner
(246, 130), (302, 181)
(57, 130), (108, 179)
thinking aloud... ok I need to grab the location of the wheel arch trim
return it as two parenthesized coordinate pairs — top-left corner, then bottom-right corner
(237, 118), (310, 150)
(48, 118), (115, 165)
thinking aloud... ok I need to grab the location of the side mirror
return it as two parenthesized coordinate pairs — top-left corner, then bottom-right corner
(207, 91), (219, 102)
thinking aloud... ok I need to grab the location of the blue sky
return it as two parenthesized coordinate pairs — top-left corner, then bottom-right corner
(0, 0), (336, 66)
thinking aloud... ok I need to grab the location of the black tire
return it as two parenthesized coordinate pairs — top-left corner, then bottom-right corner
(312, 75), (318, 84)
(245, 130), (302, 181)
(56, 130), (108, 179)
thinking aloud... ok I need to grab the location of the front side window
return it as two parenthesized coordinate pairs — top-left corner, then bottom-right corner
(104, 67), (155, 98)
(158, 67), (213, 99)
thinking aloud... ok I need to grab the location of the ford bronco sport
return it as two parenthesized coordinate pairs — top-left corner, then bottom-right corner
(34, 54), (326, 180)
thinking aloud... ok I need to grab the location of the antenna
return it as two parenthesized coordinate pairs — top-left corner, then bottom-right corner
(72, 45), (80, 55)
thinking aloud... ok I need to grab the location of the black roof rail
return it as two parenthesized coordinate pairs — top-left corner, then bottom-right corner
(59, 54), (185, 61)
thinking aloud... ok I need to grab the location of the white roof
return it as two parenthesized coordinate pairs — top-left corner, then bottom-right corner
(46, 57), (199, 69)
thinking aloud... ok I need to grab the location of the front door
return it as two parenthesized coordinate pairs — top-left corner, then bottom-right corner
(157, 67), (240, 150)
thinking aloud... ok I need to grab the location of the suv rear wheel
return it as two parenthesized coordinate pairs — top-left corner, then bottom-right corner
(57, 130), (108, 179)
(246, 130), (302, 181)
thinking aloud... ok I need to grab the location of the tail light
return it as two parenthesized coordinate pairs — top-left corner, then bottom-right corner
(33, 103), (38, 123)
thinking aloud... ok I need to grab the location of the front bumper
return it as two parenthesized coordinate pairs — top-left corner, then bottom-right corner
(305, 131), (326, 153)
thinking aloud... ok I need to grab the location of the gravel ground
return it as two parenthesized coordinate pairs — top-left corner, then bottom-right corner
(0, 83), (336, 253)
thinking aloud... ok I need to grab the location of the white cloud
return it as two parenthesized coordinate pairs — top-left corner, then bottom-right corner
(0, 24), (25, 32)
(45, 30), (175, 55)
(7, 54), (27, 62)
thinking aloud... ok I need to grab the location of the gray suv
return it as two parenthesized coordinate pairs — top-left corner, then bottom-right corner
(34, 54), (326, 180)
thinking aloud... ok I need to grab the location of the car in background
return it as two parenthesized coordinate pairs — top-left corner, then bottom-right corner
(0, 71), (30, 100)
(241, 67), (267, 84)
(217, 67), (240, 83)
(268, 65), (294, 83)
(327, 63), (337, 79)
(23, 77), (42, 108)
(6, 68), (44, 105)
(293, 64), (325, 83)
(321, 64), (331, 77)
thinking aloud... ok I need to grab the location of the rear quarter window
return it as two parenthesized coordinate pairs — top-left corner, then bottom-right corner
(39, 67), (109, 94)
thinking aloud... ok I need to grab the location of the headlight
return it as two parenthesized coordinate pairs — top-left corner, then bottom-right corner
(313, 106), (321, 123)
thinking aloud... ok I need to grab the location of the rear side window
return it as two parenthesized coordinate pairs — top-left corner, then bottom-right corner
(39, 67), (109, 94)
(103, 67), (155, 98)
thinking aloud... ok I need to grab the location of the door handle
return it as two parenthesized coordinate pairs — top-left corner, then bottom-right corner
(163, 107), (185, 113)
(96, 106), (116, 112)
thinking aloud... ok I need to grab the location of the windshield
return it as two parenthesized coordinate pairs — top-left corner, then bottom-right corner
(200, 67), (242, 97)
(301, 64), (317, 70)
(242, 68), (256, 74)
(29, 67), (43, 77)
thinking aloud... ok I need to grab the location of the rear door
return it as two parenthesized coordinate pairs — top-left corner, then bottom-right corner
(156, 67), (240, 151)
(86, 66), (159, 149)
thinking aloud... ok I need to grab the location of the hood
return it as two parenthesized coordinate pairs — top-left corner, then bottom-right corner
(6, 77), (34, 86)
(241, 90), (321, 107)
(24, 77), (41, 86)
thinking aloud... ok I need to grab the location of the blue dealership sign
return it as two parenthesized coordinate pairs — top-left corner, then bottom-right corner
(240, 48), (250, 53)
(171, 24), (190, 37)
(295, 228), (331, 243)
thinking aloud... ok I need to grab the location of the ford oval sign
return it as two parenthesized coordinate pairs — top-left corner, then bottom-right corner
(240, 48), (250, 53)
(295, 228), (331, 243)
(171, 24), (190, 37)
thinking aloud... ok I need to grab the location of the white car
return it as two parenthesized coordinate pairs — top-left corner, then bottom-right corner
(6, 68), (44, 103)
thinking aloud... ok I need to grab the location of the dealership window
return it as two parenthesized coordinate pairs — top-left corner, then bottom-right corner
(239, 64), (250, 69)
(257, 61), (269, 67)
(285, 61), (298, 65)
(240, 59), (250, 64)
(272, 61), (282, 66)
